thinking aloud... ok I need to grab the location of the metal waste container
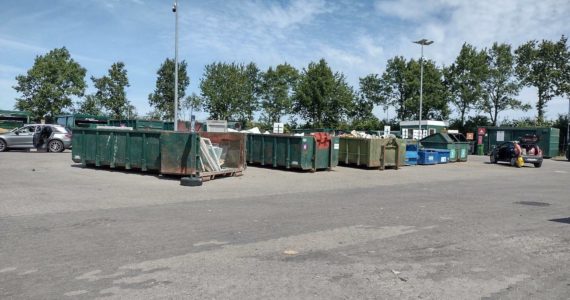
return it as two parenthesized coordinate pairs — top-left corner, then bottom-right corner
(420, 133), (469, 162)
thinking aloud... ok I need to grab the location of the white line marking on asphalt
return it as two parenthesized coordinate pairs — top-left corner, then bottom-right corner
(19, 269), (38, 275)
(64, 290), (89, 297)
(0, 267), (17, 273)
(193, 240), (229, 247)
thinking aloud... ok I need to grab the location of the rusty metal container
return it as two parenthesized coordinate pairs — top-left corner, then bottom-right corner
(338, 137), (404, 170)
(246, 133), (339, 171)
(71, 128), (245, 182)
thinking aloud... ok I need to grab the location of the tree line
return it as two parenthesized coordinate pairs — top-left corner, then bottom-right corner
(12, 35), (570, 131)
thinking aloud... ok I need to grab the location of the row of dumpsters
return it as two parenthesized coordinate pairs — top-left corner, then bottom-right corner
(71, 128), (470, 186)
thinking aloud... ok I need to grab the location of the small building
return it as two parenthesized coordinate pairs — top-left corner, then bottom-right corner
(400, 120), (448, 139)
(477, 126), (560, 158)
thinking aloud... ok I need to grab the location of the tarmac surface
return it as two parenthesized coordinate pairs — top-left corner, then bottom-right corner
(0, 151), (569, 299)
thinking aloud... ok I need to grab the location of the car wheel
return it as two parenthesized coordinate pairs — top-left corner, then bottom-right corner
(534, 162), (542, 168)
(490, 154), (496, 163)
(48, 140), (64, 152)
(0, 139), (7, 152)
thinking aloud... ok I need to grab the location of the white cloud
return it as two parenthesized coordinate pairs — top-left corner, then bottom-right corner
(246, 0), (329, 29)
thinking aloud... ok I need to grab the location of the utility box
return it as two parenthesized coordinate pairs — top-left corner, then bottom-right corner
(477, 127), (560, 158)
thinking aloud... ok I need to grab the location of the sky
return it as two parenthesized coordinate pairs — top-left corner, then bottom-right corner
(0, 0), (569, 122)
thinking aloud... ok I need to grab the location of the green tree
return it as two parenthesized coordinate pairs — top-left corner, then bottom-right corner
(358, 74), (385, 119)
(480, 43), (529, 126)
(148, 58), (190, 120)
(293, 59), (356, 128)
(444, 43), (488, 128)
(375, 56), (408, 119)
(371, 56), (448, 121)
(259, 63), (299, 123)
(200, 62), (260, 121)
(515, 35), (569, 123)
(351, 75), (383, 128)
(91, 62), (130, 119)
(182, 92), (202, 120)
(13, 47), (86, 121)
(404, 59), (450, 120)
(76, 95), (103, 115)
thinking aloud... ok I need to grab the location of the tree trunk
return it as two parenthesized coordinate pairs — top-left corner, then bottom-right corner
(536, 88), (545, 124)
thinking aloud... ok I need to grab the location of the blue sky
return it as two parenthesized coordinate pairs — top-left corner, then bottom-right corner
(1, 0), (569, 122)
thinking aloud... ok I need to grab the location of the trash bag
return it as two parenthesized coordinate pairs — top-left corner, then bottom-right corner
(516, 156), (524, 168)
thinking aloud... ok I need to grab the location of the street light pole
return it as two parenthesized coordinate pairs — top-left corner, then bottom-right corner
(413, 39), (433, 140)
(173, 0), (179, 131)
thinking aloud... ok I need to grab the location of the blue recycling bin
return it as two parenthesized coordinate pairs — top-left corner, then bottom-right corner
(405, 150), (418, 165)
(418, 149), (439, 165)
(434, 149), (451, 164)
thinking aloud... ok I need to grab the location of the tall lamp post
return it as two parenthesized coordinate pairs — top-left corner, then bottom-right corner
(172, 0), (179, 131)
(413, 39), (433, 140)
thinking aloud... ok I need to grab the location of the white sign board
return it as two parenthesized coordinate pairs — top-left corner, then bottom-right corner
(496, 131), (505, 142)
(273, 122), (284, 134)
(383, 126), (391, 136)
(402, 129), (408, 139)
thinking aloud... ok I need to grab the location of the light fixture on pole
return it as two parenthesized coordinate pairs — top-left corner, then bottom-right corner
(413, 39), (433, 140)
(173, 0), (179, 131)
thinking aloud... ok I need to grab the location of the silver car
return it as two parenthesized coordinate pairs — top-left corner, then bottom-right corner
(0, 124), (72, 152)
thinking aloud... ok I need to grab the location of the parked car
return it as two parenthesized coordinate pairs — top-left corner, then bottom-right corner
(0, 124), (72, 152)
(489, 138), (543, 168)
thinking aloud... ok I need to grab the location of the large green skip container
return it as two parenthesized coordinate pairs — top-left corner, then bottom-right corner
(420, 133), (469, 162)
(338, 137), (405, 169)
(107, 119), (166, 130)
(246, 133), (339, 171)
(477, 127), (560, 158)
(71, 128), (246, 180)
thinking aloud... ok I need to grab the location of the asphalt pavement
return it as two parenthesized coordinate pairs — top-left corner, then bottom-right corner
(0, 151), (569, 299)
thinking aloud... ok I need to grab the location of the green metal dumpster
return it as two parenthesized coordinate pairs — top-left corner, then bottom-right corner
(477, 127), (560, 158)
(246, 133), (339, 171)
(107, 119), (166, 130)
(420, 133), (469, 162)
(71, 128), (245, 182)
(338, 137), (404, 170)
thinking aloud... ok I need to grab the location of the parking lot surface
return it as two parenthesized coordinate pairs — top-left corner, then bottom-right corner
(1, 151), (569, 299)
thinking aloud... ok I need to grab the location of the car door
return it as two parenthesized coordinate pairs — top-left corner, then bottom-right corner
(16, 125), (39, 148)
(9, 126), (36, 147)
(497, 142), (511, 161)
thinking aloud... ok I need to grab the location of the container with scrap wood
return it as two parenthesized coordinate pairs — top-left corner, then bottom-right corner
(71, 128), (246, 184)
(337, 130), (406, 170)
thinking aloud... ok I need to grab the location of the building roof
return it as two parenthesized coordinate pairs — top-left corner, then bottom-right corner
(399, 120), (448, 127)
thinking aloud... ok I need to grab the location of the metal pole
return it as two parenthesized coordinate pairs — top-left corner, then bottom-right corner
(173, 0), (179, 131)
(419, 45), (424, 139)
(567, 98), (570, 151)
